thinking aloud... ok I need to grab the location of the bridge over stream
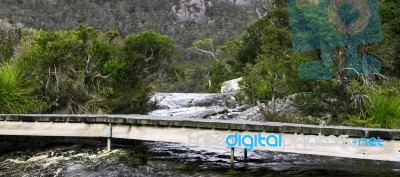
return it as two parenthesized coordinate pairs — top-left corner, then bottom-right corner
(0, 114), (399, 165)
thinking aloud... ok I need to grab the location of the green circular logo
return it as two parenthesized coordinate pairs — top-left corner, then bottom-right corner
(328, 0), (370, 35)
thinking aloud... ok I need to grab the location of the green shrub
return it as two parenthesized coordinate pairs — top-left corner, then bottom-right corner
(344, 86), (400, 129)
(0, 62), (48, 113)
(365, 87), (400, 129)
(18, 26), (174, 114)
(343, 114), (380, 128)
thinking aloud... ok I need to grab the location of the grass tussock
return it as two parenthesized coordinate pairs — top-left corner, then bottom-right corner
(0, 62), (47, 113)
(344, 87), (400, 129)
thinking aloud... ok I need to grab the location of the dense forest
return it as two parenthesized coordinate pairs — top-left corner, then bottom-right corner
(204, 0), (400, 128)
(0, 0), (262, 92)
(0, 0), (399, 129)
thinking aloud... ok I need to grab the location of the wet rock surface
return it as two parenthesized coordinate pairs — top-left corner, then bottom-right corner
(1, 140), (399, 177)
(149, 91), (335, 126)
(149, 93), (242, 119)
(148, 92), (302, 122)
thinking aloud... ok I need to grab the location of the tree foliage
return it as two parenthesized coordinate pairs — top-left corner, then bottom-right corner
(3, 25), (175, 114)
(231, 2), (314, 114)
(110, 30), (174, 114)
(369, 0), (400, 77)
(208, 0), (400, 128)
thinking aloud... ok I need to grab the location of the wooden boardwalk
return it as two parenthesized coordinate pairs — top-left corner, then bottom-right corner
(0, 114), (399, 162)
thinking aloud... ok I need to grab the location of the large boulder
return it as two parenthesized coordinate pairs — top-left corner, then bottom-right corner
(152, 93), (226, 109)
(149, 93), (239, 119)
(152, 93), (239, 109)
(235, 105), (263, 121)
(221, 77), (242, 94)
(149, 106), (227, 118)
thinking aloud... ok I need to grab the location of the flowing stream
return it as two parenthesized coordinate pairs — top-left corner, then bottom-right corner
(0, 139), (399, 177)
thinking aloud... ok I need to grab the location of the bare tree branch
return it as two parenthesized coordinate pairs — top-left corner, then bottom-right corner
(193, 45), (220, 62)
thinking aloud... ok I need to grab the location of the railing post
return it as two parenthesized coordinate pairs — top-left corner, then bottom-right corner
(104, 123), (112, 152)
(244, 148), (247, 160)
(230, 147), (235, 169)
(107, 136), (111, 152)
